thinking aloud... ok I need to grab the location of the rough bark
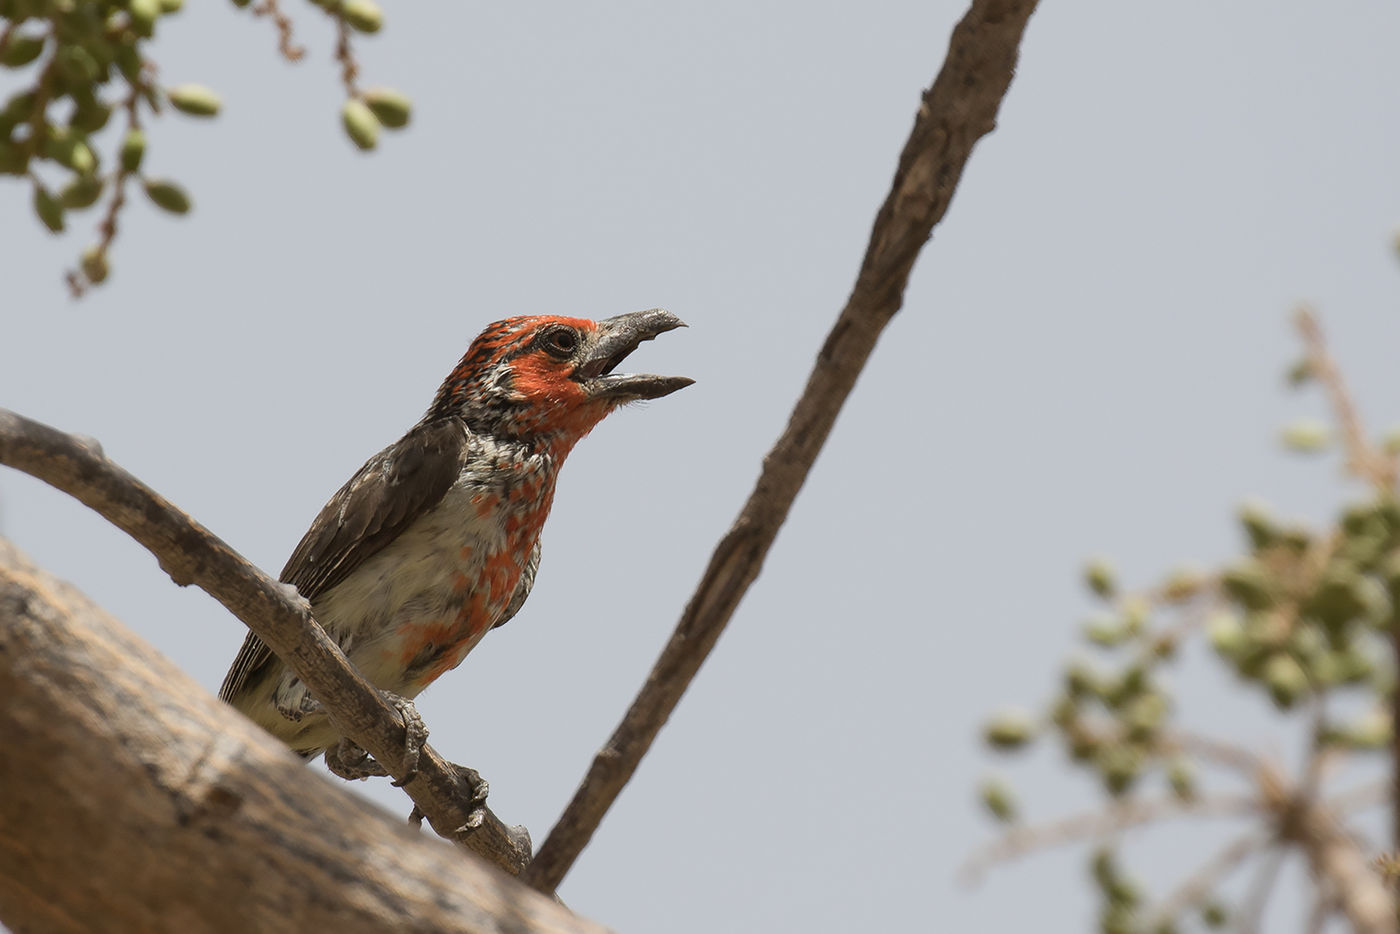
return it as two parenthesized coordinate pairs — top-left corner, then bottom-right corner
(523, 0), (1042, 893)
(0, 539), (601, 934)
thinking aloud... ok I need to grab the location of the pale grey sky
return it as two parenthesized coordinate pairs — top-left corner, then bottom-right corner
(5, 2), (1400, 931)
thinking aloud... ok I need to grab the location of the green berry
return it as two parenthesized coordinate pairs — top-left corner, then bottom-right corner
(143, 178), (191, 214)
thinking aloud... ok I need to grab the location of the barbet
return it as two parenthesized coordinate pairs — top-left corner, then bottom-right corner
(219, 310), (691, 773)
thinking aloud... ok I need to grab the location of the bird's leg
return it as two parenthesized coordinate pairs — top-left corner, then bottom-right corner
(320, 691), (429, 785)
(408, 762), (491, 834)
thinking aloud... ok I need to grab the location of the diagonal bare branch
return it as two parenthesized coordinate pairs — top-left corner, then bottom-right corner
(0, 408), (532, 875)
(521, 0), (1041, 893)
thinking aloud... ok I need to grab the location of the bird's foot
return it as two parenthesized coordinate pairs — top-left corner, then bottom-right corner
(408, 762), (490, 835)
(321, 691), (428, 785)
(274, 680), (320, 723)
(385, 691), (428, 786)
(324, 737), (387, 781)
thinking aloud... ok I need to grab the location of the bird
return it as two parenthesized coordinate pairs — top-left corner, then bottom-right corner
(219, 309), (691, 778)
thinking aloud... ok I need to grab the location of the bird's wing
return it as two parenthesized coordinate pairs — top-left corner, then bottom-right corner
(218, 417), (470, 704)
(492, 540), (541, 629)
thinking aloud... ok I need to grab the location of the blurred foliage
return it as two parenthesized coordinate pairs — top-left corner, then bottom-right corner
(0, 0), (411, 296)
(974, 305), (1400, 933)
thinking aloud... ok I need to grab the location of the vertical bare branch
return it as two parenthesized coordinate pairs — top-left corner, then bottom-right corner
(522, 0), (1040, 893)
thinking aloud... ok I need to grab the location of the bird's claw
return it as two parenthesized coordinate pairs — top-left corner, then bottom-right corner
(324, 738), (388, 781)
(322, 691), (429, 785)
(406, 762), (490, 835)
(275, 687), (320, 724)
(385, 691), (428, 786)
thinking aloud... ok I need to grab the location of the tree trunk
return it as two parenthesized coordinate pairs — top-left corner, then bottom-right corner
(0, 538), (603, 934)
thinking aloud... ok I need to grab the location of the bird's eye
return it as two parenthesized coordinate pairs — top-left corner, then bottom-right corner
(539, 326), (579, 358)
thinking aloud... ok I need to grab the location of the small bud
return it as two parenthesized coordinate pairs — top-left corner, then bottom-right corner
(1277, 524), (1311, 553)
(982, 709), (1036, 750)
(1340, 709), (1392, 750)
(342, 0), (383, 33)
(1201, 901), (1228, 929)
(167, 84), (221, 117)
(159, 0), (184, 11)
(1263, 653), (1308, 709)
(1122, 692), (1167, 741)
(1083, 557), (1116, 599)
(54, 45), (100, 84)
(1090, 847), (1117, 888)
(1285, 358), (1313, 387)
(1097, 744), (1144, 797)
(120, 129), (146, 173)
(1306, 562), (1367, 626)
(1207, 611), (1245, 658)
(128, 0), (161, 35)
(1064, 660), (1097, 699)
(143, 178), (191, 214)
(1167, 757), (1196, 801)
(1067, 726), (1099, 762)
(60, 174), (104, 209)
(341, 98), (379, 151)
(1280, 418), (1330, 453)
(1160, 565), (1205, 602)
(1083, 613), (1131, 648)
(0, 33), (45, 68)
(33, 184), (64, 233)
(363, 87), (411, 129)
(70, 100), (113, 133)
(80, 246), (109, 284)
(1383, 427), (1400, 457)
(1237, 499), (1278, 550)
(1121, 597), (1149, 636)
(979, 777), (1017, 823)
(44, 132), (98, 175)
(1220, 559), (1275, 610)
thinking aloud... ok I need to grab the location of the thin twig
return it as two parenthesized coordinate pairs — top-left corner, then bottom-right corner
(1329, 780), (1390, 815)
(1294, 307), (1395, 490)
(332, 13), (359, 97)
(520, 0), (1042, 894)
(1302, 305), (1400, 851)
(1167, 730), (1275, 783)
(1142, 831), (1267, 928)
(961, 793), (1258, 886)
(1236, 846), (1287, 934)
(0, 409), (532, 875)
(250, 0), (306, 62)
(1307, 888), (1338, 934)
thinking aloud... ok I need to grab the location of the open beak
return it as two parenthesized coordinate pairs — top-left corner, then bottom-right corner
(575, 308), (694, 401)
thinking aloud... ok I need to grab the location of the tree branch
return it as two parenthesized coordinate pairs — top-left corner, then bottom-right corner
(522, 0), (1041, 893)
(0, 539), (595, 934)
(960, 794), (1258, 886)
(0, 409), (532, 875)
(1283, 792), (1396, 934)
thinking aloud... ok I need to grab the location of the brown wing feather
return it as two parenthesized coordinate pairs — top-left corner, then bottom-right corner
(219, 417), (470, 704)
